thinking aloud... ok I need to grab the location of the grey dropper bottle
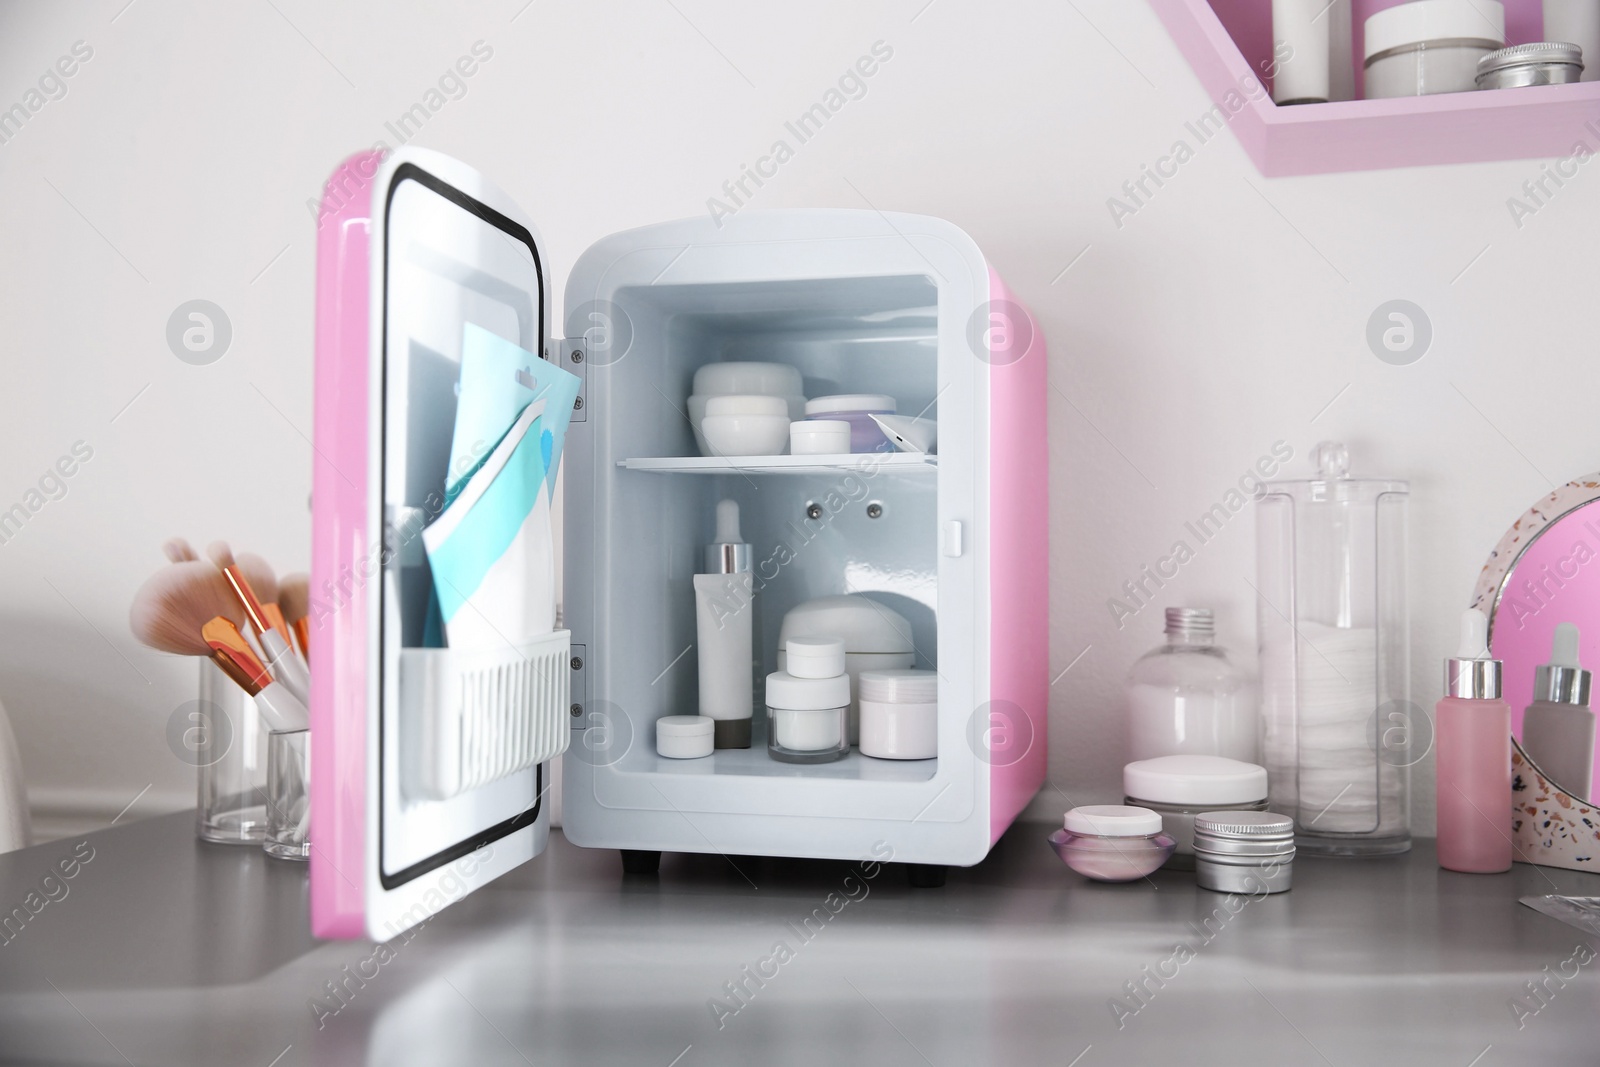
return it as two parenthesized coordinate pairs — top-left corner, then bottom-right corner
(1521, 623), (1595, 800)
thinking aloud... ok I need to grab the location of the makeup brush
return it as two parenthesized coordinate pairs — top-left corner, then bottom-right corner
(129, 561), (246, 659)
(162, 538), (199, 563)
(129, 564), (308, 732)
(208, 543), (311, 704)
(208, 542), (293, 646)
(201, 618), (308, 732)
(279, 573), (310, 662)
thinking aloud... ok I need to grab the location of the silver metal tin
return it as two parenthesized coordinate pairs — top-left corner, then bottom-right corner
(1193, 811), (1295, 895)
(1476, 42), (1584, 89)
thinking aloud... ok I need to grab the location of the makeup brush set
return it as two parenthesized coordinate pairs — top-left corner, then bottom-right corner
(130, 538), (315, 857)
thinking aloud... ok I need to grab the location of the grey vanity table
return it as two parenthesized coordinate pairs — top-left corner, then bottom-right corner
(0, 811), (1595, 1065)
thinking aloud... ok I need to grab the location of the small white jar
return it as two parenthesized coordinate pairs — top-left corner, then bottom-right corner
(767, 638), (850, 764)
(656, 715), (714, 759)
(1363, 0), (1505, 98)
(790, 419), (852, 456)
(859, 669), (938, 760)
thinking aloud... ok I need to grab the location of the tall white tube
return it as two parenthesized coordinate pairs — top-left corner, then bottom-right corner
(1274, 0), (1333, 103)
(695, 572), (755, 749)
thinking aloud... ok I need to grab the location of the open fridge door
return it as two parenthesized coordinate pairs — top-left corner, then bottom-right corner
(310, 147), (576, 941)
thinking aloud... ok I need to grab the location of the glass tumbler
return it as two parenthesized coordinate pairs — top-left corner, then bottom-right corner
(195, 659), (267, 845)
(264, 729), (311, 861)
(1255, 441), (1412, 857)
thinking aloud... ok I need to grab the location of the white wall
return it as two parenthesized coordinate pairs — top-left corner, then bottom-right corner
(0, 0), (1592, 840)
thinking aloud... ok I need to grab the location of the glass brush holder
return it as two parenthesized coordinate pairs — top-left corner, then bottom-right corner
(195, 659), (268, 845)
(1255, 441), (1411, 857)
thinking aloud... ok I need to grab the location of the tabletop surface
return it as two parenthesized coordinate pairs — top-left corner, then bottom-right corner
(0, 811), (1597, 1066)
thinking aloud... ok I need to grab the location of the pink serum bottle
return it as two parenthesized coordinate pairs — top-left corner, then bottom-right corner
(1435, 609), (1512, 874)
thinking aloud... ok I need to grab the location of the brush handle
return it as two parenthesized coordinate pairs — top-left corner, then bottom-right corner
(259, 629), (311, 705)
(254, 682), (309, 732)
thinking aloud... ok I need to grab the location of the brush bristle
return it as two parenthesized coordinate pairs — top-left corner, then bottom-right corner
(234, 552), (278, 603)
(162, 538), (198, 563)
(207, 542), (278, 603)
(279, 573), (309, 621)
(129, 562), (245, 655)
(206, 541), (235, 570)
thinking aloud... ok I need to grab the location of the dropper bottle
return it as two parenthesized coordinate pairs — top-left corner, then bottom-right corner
(1435, 608), (1512, 874)
(1521, 623), (1594, 800)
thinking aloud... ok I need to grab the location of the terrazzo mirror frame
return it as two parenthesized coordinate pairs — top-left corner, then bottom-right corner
(1471, 472), (1600, 804)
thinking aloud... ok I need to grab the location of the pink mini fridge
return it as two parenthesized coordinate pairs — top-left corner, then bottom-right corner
(309, 147), (1048, 941)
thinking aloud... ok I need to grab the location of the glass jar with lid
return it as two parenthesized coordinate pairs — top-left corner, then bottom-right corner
(1255, 441), (1411, 857)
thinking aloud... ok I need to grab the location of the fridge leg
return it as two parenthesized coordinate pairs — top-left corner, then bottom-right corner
(905, 863), (946, 888)
(620, 849), (661, 875)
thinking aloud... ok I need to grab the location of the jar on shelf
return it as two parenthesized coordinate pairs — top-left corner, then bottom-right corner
(1255, 441), (1411, 857)
(1126, 607), (1257, 764)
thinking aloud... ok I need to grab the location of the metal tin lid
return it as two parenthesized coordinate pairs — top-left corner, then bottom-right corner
(1123, 755), (1269, 806)
(1063, 805), (1164, 837)
(1194, 811), (1295, 837)
(1477, 41), (1583, 76)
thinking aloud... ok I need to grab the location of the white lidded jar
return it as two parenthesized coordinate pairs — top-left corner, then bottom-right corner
(1126, 608), (1258, 765)
(1363, 0), (1505, 98)
(859, 669), (938, 760)
(1123, 754), (1270, 870)
(767, 638), (851, 764)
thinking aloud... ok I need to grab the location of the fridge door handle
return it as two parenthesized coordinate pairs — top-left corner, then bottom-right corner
(943, 520), (964, 557)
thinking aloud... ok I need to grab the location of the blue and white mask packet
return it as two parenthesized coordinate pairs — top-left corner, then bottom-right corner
(423, 400), (554, 649)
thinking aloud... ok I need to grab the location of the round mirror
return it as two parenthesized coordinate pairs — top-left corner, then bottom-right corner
(1474, 475), (1600, 804)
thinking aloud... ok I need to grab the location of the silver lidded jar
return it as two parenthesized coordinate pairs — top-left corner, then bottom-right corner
(1193, 811), (1295, 895)
(1476, 42), (1584, 89)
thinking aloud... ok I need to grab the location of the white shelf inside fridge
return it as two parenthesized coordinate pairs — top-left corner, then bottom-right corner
(619, 454), (936, 475)
(644, 745), (939, 783)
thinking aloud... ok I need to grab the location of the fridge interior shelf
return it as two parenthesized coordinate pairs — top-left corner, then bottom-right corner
(1150, 0), (1600, 176)
(619, 453), (937, 475)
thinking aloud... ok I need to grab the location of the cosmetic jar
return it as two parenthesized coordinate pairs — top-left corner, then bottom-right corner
(264, 729), (310, 861)
(687, 361), (806, 456)
(701, 395), (791, 457)
(779, 596), (915, 745)
(790, 419), (852, 456)
(1363, 0), (1505, 98)
(1475, 42), (1583, 89)
(1193, 811), (1295, 895)
(1123, 754), (1269, 870)
(1048, 805), (1176, 882)
(785, 637), (847, 679)
(656, 715), (715, 759)
(804, 394), (897, 452)
(858, 669), (938, 760)
(766, 669), (850, 764)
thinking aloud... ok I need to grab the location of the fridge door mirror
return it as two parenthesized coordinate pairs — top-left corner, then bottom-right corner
(313, 147), (560, 941)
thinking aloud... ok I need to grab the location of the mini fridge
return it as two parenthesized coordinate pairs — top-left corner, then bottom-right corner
(309, 147), (1048, 941)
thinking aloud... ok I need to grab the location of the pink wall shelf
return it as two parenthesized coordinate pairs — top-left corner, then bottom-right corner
(1150, 0), (1600, 176)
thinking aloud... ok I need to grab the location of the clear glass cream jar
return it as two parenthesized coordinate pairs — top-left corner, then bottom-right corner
(1123, 754), (1270, 870)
